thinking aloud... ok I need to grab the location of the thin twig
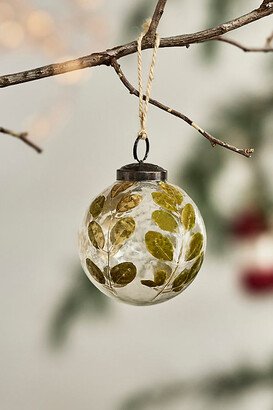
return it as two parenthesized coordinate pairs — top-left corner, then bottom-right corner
(0, 2), (272, 88)
(145, 0), (168, 39)
(266, 30), (273, 46)
(0, 126), (42, 153)
(215, 36), (273, 52)
(111, 59), (254, 158)
(0, 0), (271, 156)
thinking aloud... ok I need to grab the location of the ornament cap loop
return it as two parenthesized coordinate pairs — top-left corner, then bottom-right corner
(117, 162), (167, 182)
(133, 135), (150, 163)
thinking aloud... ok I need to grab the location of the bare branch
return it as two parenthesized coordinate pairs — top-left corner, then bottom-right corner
(0, 2), (272, 88)
(111, 59), (254, 158)
(145, 0), (168, 39)
(266, 30), (273, 46)
(0, 126), (42, 153)
(215, 36), (273, 52)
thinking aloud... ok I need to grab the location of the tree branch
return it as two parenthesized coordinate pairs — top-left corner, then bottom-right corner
(0, 126), (42, 153)
(111, 58), (254, 158)
(145, 0), (168, 39)
(266, 30), (273, 46)
(215, 36), (273, 52)
(0, 2), (272, 88)
(0, 0), (271, 156)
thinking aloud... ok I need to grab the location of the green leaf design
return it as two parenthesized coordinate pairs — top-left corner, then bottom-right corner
(141, 279), (156, 287)
(145, 231), (174, 261)
(110, 182), (135, 198)
(89, 195), (105, 218)
(110, 262), (137, 287)
(188, 252), (204, 280)
(152, 210), (178, 232)
(159, 182), (183, 205)
(88, 221), (105, 249)
(172, 270), (189, 292)
(116, 194), (142, 213)
(141, 269), (167, 288)
(181, 203), (196, 230)
(152, 192), (177, 212)
(86, 258), (105, 284)
(110, 217), (136, 247)
(185, 232), (204, 261)
(154, 270), (167, 285)
(172, 252), (204, 292)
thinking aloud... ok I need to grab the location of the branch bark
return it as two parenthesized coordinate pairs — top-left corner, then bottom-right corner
(111, 58), (254, 158)
(0, 127), (42, 153)
(215, 36), (273, 52)
(0, 0), (272, 156)
(145, 0), (168, 39)
(0, 2), (272, 88)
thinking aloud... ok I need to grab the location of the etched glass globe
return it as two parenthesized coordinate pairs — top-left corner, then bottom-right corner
(78, 163), (206, 306)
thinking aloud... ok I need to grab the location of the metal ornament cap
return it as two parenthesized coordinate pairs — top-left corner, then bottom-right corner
(117, 162), (167, 182)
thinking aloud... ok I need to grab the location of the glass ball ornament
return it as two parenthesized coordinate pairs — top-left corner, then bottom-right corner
(78, 162), (206, 306)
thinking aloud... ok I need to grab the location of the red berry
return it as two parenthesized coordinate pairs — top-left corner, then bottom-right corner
(241, 268), (273, 293)
(232, 209), (268, 239)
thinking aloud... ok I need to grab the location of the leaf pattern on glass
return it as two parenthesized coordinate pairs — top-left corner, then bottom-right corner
(152, 210), (178, 233)
(141, 269), (168, 288)
(181, 203), (196, 230)
(88, 221), (105, 249)
(110, 181), (135, 198)
(172, 270), (189, 292)
(185, 232), (204, 261)
(89, 195), (105, 218)
(159, 182), (183, 205)
(141, 279), (156, 287)
(172, 252), (204, 292)
(188, 252), (204, 280)
(110, 217), (136, 248)
(110, 262), (137, 287)
(86, 258), (105, 284)
(151, 192), (177, 212)
(154, 269), (167, 286)
(145, 231), (174, 261)
(116, 194), (142, 213)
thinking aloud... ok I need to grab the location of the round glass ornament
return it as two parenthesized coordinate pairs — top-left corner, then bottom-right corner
(78, 162), (206, 306)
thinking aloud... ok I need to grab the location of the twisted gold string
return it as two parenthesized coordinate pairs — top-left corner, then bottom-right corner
(137, 20), (160, 139)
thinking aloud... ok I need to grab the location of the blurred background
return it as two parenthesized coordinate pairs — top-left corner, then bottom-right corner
(0, 0), (273, 409)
